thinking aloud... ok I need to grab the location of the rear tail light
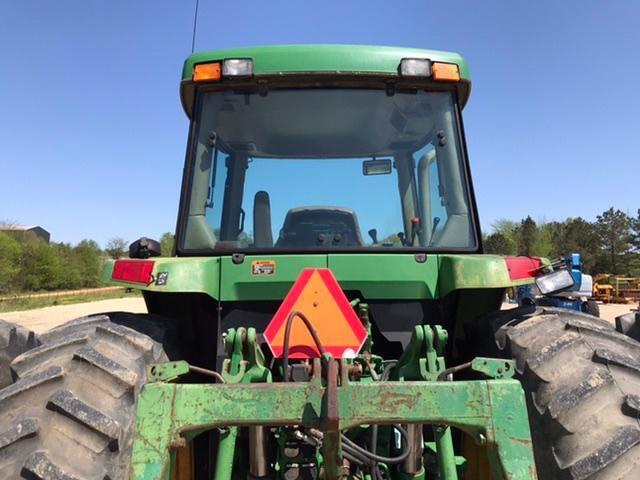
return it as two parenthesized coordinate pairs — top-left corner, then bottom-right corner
(504, 257), (544, 280)
(112, 260), (154, 284)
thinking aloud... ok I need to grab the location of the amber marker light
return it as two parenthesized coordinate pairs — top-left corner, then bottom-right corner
(193, 62), (221, 82)
(431, 62), (460, 82)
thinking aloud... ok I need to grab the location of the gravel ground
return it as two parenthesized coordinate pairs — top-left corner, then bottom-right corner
(0, 298), (637, 334)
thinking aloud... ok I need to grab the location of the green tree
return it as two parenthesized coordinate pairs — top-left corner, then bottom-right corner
(631, 209), (640, 253)
(0, 232), (21, 293)
(51, 242), (82, 289)
(531, 222), (554, 258)
(517, 216), (537, 256)
(487, 219), (519, 253)
(72, 239), (102, 287)
(17, 236), (65, 291)
(483, 232), (515, 255)
(492, 219), (519, 233)
(627, 254), (640, 276)
(491, 219), (519, 239)
(547, 217), (600, 273)
(0, 232), (105, 293)
(595, 208), (632, 274)
(159, 232), (175, 256)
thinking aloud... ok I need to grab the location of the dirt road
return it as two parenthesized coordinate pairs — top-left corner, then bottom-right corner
(1, 298), (637, 334)
(598, 302), (638, 322)
(1, 297), (146, 333)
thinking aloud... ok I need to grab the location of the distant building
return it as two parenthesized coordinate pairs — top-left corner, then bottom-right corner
(0, 225), (50, 243)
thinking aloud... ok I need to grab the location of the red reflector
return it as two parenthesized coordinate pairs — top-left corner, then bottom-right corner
(112, 260), (154, 284)
(504, 257), (544, 280)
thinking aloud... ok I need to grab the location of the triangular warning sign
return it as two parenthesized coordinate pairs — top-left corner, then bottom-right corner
(264, 268), (367, 359)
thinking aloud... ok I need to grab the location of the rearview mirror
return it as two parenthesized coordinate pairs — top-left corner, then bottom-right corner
(363, 159), (392, 176)
(129, 237), (162, 259)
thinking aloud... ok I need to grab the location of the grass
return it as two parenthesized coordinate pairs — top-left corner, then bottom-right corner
(0, 288), (141, 313)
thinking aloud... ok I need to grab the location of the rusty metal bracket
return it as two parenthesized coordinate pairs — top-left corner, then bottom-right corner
(321, 355), (343, 479)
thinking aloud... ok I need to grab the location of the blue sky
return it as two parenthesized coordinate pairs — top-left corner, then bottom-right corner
(1, 1), (638, 247)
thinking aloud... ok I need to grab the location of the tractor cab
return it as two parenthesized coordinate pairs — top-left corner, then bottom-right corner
(176, 46), (480, 256)
(6, 44), (633, 480)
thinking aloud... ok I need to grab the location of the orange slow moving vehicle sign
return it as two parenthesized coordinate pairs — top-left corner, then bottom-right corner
(264, 268), (367, 359)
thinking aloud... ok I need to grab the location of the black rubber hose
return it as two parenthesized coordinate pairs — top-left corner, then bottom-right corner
(342, 443), (369, 466)
(373, 465), (383, 480)
(342, 424), (411, 465)
(436, 361), (472, 381)
(342, 448), (366, 466)
(280, 314), (409, 473)
(282, 310), (326, 382)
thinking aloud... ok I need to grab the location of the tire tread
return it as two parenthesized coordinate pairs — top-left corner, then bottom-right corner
(0, 319), (39, 388)
(488, 306), (640, 479)
(0, 314), (166, 479)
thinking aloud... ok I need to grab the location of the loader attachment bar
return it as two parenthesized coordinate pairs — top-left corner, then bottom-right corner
(129, 359), (536, 480)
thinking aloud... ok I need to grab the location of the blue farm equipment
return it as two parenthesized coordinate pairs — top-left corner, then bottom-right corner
(517, 253), (600, 317)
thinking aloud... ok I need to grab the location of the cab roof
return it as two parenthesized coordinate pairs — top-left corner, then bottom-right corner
(181, 44), (471, 116)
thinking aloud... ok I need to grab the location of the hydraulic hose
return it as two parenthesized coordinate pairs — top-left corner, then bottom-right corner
(280, 313), (411, 475)
(342, 425), (411, 465)
(282, 310), (325, 382)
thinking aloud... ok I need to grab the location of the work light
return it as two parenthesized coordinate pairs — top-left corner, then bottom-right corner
(399, 58), (432, 77)
(535, 269), (575, 295)
(223, 58), (254, 77)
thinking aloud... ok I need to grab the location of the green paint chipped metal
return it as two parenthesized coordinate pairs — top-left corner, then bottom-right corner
(130, 324), (536, 479)
(129, 375), (536, 479)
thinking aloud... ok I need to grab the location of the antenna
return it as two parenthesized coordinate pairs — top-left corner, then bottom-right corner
(191, 0), (200, 53)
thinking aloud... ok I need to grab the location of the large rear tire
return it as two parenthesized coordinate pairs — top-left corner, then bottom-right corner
(0, 314), (167, 479)
(484, 306), (640, 479)
(0, 319), (38, 389)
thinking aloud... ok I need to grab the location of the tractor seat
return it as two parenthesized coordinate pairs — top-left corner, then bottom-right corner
(275, 206), (365, 248)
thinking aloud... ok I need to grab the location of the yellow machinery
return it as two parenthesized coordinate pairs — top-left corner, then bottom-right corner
(615, 277), (640, 302)
(593, 274), (614, 302)
(593, 274), (640, 303)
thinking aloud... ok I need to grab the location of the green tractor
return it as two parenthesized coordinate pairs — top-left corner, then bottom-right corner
(1, 45), (639, 480)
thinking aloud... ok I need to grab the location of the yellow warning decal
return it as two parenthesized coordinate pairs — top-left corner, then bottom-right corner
(251, 260), (276, 276)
